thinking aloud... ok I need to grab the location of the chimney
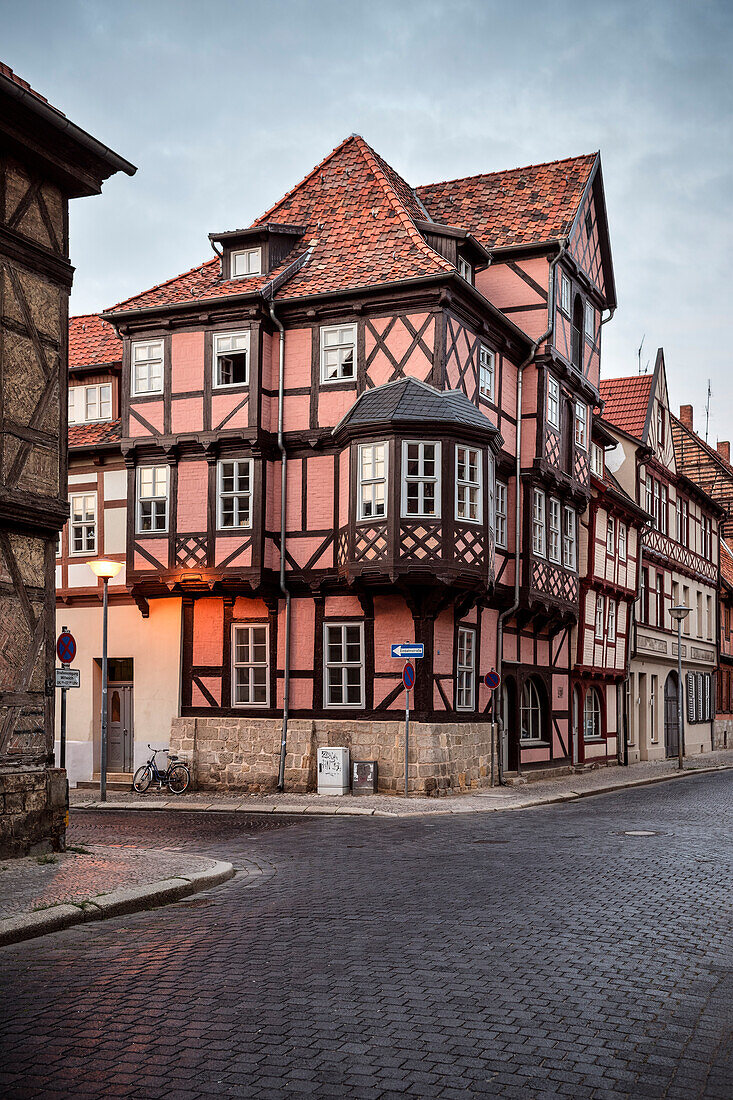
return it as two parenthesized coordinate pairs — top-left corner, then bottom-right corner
(679, 404), (693, 430)
(718, 441), (730, 464)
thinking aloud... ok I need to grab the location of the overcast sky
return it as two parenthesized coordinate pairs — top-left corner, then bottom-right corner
(3, 0), (732, 443)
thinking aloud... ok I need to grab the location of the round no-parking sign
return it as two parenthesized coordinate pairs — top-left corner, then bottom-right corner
(57, 631), (77, 664)
(484, 669), (501, 691)
(402, 662), (415, 691)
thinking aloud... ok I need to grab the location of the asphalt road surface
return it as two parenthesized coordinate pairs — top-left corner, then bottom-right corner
(0, 772), (730, 1099)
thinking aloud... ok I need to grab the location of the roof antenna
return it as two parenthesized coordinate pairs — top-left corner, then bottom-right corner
(637, 334), (645, 374)
(705, 379), (712, 443)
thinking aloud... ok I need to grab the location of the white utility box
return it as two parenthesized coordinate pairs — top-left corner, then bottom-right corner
(317, 746), (350, 795)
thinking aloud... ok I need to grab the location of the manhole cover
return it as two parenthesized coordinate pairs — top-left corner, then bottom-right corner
(624, 830), (658, 837)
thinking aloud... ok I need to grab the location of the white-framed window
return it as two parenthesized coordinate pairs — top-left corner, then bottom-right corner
(455, 446), (482, 523)
(560, 273), (571, 315)
(214, 331), (249, 388)
(479, 345), (495, 402)
(402, 441), (440, 519)
(548, 497), (561, 563)
(608, 600), (616, 642)
(657, 403), (665, 446)
(653, 480), (660, 531)
(69, 383), (113, 425)
(358, 442), (388, 521)
(320, 324), (356, 382)
(584, 301), (595, 340)
(645, 474), (654, 523)
(521, 678), (545, 741)
(547, 375), (560, 429)
(136, 465), (169, 533)
(131, 339), (164, 396)
(324, 622), (364, 708)
(495, 480), (507, 549)
(660, 484), (668, 535)
(232, 623), (269, 706)
(583, 688), (603, 740)
(456, 626), (476, 711)
(574, 401), (587, 450)
(590, 442), (604, 477)
(231, 247), (261, 278)
(606, 516), (615, 555)
(618, 522), (627, 561)
(563, 505), (577, 570)
(69, 493), (96, 555)
(595, 594), (605, 638)
(532, 488), (546, 557)
(457, 255), (472, 282)
(217, 459), (252, 529)
(56, 529), (62, 557)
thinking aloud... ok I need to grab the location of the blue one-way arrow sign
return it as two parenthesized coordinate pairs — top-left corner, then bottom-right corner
(391, 643), (424, 659)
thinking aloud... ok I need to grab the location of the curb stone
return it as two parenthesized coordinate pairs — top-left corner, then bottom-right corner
(0, 859), (234, 948)
(71, 763), (732, 820)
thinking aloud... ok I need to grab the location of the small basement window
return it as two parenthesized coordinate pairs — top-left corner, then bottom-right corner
(231, 248), (261, 278)
(214, 331), (249, 387)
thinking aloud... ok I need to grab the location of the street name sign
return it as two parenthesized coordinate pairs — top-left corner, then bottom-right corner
(56, 668), (80, 689)
(391, 643), (424, 659)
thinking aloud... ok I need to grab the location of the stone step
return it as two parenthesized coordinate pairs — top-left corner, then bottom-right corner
(77, 773), (133, 792)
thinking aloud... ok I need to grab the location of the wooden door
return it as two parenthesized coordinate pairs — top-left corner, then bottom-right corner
(108, 683), (133, 772)
(664, 673), (679, 759)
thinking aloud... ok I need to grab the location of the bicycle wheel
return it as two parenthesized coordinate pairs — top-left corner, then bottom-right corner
(132, 765), (152, 793)
(168, 763), (190, 795)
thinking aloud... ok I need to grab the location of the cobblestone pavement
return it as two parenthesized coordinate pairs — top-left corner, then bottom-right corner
(0, 773), (731, 1098)
(0, 844), (215, 919)
(69, 749), (733, 817)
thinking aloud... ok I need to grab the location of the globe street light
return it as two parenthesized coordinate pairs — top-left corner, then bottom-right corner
(670, 604), (690, 771)
(88, 559), (123, 802)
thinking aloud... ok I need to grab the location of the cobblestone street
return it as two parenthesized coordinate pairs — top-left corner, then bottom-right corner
(0, 772), (730, 1098)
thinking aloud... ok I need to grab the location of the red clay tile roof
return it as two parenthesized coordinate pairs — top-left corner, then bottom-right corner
(599, 375), (653, 440)
(69, 314), (122, 368)
(721, 542), (733, 589)
(107, 135), (453, 315)
(69, 419), (121, 449)
(0, 62), (53, 109)
(415, 154), (597, 250)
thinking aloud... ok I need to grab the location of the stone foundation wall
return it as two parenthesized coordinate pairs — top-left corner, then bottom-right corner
(0, 767), (68, 858)
(713, 719), (731, 751)
(170, 717), (495, 796)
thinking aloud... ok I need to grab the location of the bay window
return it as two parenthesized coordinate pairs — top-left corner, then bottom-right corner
(495, 480), (507, 549)
(547, 375), (560, 429)
(359, 443), (388, 521)
(455, 446), (481, 523)
(574, 401), (587, 450)
(548, 497), (561, 563)
(563, 506), (577, 570)
(532, 488), (546, 557)
(403, 442), (440, 518)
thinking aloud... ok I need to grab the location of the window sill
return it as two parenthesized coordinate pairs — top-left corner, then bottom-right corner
(583, 737), (605, 743)
(520, 739), (549, 747)
(213, 382), (249, 391)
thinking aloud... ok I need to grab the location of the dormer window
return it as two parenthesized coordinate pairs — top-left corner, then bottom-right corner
(457, 255), (472, 283)
(231, 247), (261, 278)
(590, 442), (604, 477)
(214, 331), (249, 388)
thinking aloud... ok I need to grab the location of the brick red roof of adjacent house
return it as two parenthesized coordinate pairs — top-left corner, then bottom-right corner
(721, 542), (733, 590)
(69, 314), (122, 368)
(68, 419), (121, 449)
(415, 154), (597, 250)
(671, 412), (733, 539)
(0, 62), (53, 109)
(599, 375), (653, 440)
(105, 138), (596, 317)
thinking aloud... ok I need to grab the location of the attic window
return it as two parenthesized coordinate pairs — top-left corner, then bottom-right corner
(231, 248), (261, 278)
(457, 256), (472, 283)
(584, 209), (593, 238)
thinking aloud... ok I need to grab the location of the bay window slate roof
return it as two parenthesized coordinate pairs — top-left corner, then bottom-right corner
(334, 377), (502, 441)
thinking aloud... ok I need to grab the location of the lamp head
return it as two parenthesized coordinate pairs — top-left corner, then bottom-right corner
(670, 604), (690, 624)
(88, 558), (123, 580)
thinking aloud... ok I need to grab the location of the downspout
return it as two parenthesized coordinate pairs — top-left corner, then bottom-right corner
(270, 299), (291, 791)
(494, 239), (568, 784)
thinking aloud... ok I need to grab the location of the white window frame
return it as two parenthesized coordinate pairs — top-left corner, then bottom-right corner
(606, 516), (615, 555)
(563, 506), (577, 570)
(560, 273), (571, 315)
(402, 441), (440, 519)
(217, 459), (253, 530)
(456, 626), (476, 711)
(136, 465), (169, 534)
(618, 522), (627, 561)
(495, 480), (507, 549)
(455, 445), (482, 524)
(479, 345), (495, 402)
(584, 301), (595, 340)
(574, 401), (587, 450)
(608, 600), (616, 642)
(320, 324), (357, 383)
(358, 442), (388, 522)
(532, 488), (546, 557)
(69, 383), (113, 426)
(232, 623), (269, 707)
(521, 678), (545, 742)
(457, 255), (472, 282)
(590, 442), (604, 477)
(583, 688), (603, 740)
(548, 497), (561, 564)
(69, 492), (97, 557)
(324, 622), (365, 709)
(131, 339), (164, 396)
(231, 247), (261, 278)
(547, 375), (560, 430)
(213, 330), (250, 389)
(595, 594), (605, 639)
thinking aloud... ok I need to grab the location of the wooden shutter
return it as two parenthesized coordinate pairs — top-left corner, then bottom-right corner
(686, 672), (696, 723)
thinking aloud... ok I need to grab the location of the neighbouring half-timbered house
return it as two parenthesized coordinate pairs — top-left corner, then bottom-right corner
(59, 136), (620, 793)
(717, 542), (733, 750)
(600, 351), (722, 763)
(0, 64), (134, 853)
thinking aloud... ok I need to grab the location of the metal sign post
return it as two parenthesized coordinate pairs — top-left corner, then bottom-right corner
(402, 661), (415, 797)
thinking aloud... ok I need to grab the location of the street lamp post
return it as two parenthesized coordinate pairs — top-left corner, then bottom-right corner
(670, 604), (690, 771)
(88, 559), (123, 802)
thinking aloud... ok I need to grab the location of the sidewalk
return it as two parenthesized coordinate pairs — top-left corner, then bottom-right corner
(0, 843), (233, 947)
(70, 749), (733, 818)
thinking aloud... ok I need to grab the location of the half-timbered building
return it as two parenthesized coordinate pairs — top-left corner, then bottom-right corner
(600, 351), (722, 763)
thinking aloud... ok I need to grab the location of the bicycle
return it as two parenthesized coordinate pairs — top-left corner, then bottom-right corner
(132, 745), (191, 795)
